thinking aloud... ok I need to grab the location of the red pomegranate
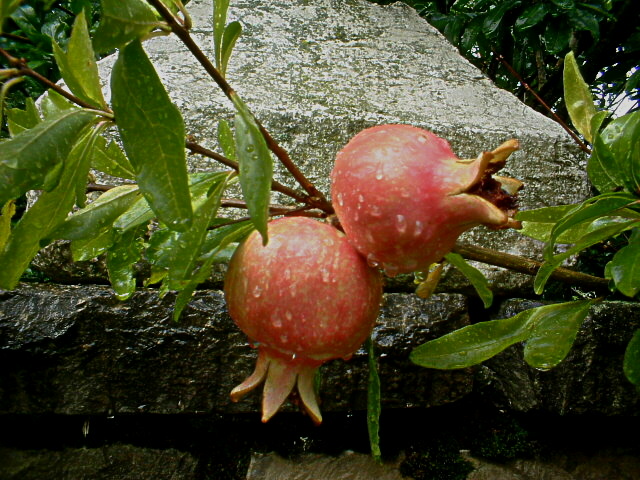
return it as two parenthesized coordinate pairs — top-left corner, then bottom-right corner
(331, 124), (522, 277)
(225, 216), (382, 424)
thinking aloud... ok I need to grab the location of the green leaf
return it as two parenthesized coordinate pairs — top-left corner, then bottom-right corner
(0, 126), (97, 289)
(51, 185), (140, 241)
(523, 299), (594, 369)
(52, 10), (106, 109)
(0, 199), (16, 250)
(0, 0), (22, 34)
(40, 89), (76, 119)
(213, 0), (230, 70)
(93, 0), (159, 54)
(517, 204), (581, 242)
(217, 119), (236, 160)
(482, 1), (519, 38)
(411, 300), (593, 370)
(0, 109), (96, 205)
(111, 40), (193, 232)
(589, 130), (625, 193)
(410, 311), (530, 369)
(624, 329), (640, 386)
(568, 6), (600, 40)
(90, 136), (136, 180)
(563, 51), (597, 143)
(366, 337), (382, 462)
(545, 193), (638, 258)
(172, 220), (253, 321)
(6, 97), (41, 136)
(107, 226), (145, 300)
(71, 228), (115, 261)
(514, 3), (547, 31)
(444, 252), (493, 308)
(165, 172), (231, 291)
(544, 20), (571, 54)
(220, 20), (241, 77)
(605, 229), (640, 297)
(232, 95), (272, 244)
(596, 111), (640, 194)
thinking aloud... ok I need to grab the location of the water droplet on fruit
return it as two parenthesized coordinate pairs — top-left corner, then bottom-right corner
(337, 193), (344, 206)
(396, 214), (407, 234)
(366, 253), (380, 268)
(252, 284), (263, 298)
(272, 316), (282, 328)
(285, 311), (293, 321)
(414, 220), (424, 237)
(400, 188), (410, 198)
(284, 268), (291, 280)
(358, 194), (364, 202)
(354, 211), (359, 221)
(417, 135), (427, 143)
(370, 205), (382, 217)
(365, 231), (375, 243)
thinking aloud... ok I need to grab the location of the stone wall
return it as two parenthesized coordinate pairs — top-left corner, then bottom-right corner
(1, 0), (638, 478)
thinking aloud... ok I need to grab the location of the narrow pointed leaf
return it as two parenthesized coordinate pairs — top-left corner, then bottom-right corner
(217, 119), (236, 160)
(52, 10), (106, 108)
(0, 200), (16, 250)
(563, 51), (597, 142)
(0, 128), (96, 289)
(624, 330), (640, 386)
(366, 337), (382, 462)
(445, 252), (493, 308)
(51, 185), (140, 241)
(111, 40), (193, 232)
(40, 89), (76, 119)
(71, 228), (115, 261)
(523, 299), (594, 369)
(107, 226), (145, 300)
(93, 0), (159, 54)
(220, 21), (241, 77)
(589, 133), (625, 193)
(410, 312), (531, 369)
(232, 95), (272, 244)
(213, 0), (230, 69)
(0, 109), (96, 205)
(533, 261), (557, 295)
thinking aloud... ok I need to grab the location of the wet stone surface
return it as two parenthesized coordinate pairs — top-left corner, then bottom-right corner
(0, 284), (471, 415)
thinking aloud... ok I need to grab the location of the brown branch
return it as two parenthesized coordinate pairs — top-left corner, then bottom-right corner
(185, 140), (310, 204)
(0, 47), (111, 113)
(145, 0), (334, 214)
(497, 54), (591, 155)
(452, 243), (610, 292)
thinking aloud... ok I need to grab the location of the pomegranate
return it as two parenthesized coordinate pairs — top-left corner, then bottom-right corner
(331, 124), (522, 277)
(225, 216), (382, 424)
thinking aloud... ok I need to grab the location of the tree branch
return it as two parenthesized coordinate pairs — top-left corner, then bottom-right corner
(452, 243), (609, 292)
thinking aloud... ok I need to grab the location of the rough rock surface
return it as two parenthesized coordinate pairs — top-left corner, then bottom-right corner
(32, 0), (589, 293)
(476, 299), (640, 415)
(0, 285), (471, 415)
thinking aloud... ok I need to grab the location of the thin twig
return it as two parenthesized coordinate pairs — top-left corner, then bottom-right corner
(0, 47), (111, 113)
(145, 0), (334, 214)
(497, 55), (591, 155)
(185, 140), (310, 203)
(452, 243), (609, 292)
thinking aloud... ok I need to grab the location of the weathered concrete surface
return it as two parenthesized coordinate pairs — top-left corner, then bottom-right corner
(0, 285), (471, 415)
(476, 299), (640, 415)
(33, 0), (590, 293)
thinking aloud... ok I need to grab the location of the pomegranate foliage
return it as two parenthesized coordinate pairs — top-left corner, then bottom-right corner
(225, 216), (382, 424)
(331, 124), (522, 277)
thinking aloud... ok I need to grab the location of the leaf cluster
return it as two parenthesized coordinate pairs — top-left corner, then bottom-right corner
(393, 0), (639, 117)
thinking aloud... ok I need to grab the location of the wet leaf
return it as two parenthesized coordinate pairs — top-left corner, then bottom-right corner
(232, 95), (272, 244)
(71, 228), (115, 261)
(90, 136), (136, 180)
(107, 226), (145, 300)
(564, 51), (597, 143)
(482, 1), (519, 38)
(445, 253), (493, 308)
(0, 109), (96, 206)
(93, 0), (159, 54)
(0, 127), (96, 289)
(605, 229), (640, 297)
(0, 200), (16, 250)
(624, 330), (640, 386)
(411, 311), (530, 369)
(52, 10), (106, 108)
(523, 299), (594, 369)
(6, 97), (40, 136)
(51, 185), (140, 241)
(40, 89), (76, 119)
(217, 119), (236, 160)
(0, 0), (22, 34)
(514, 3), (547, 31)
(111, 40), (193, 232)
(220, 21), (241, 77)
(213, 0), (230, 70)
